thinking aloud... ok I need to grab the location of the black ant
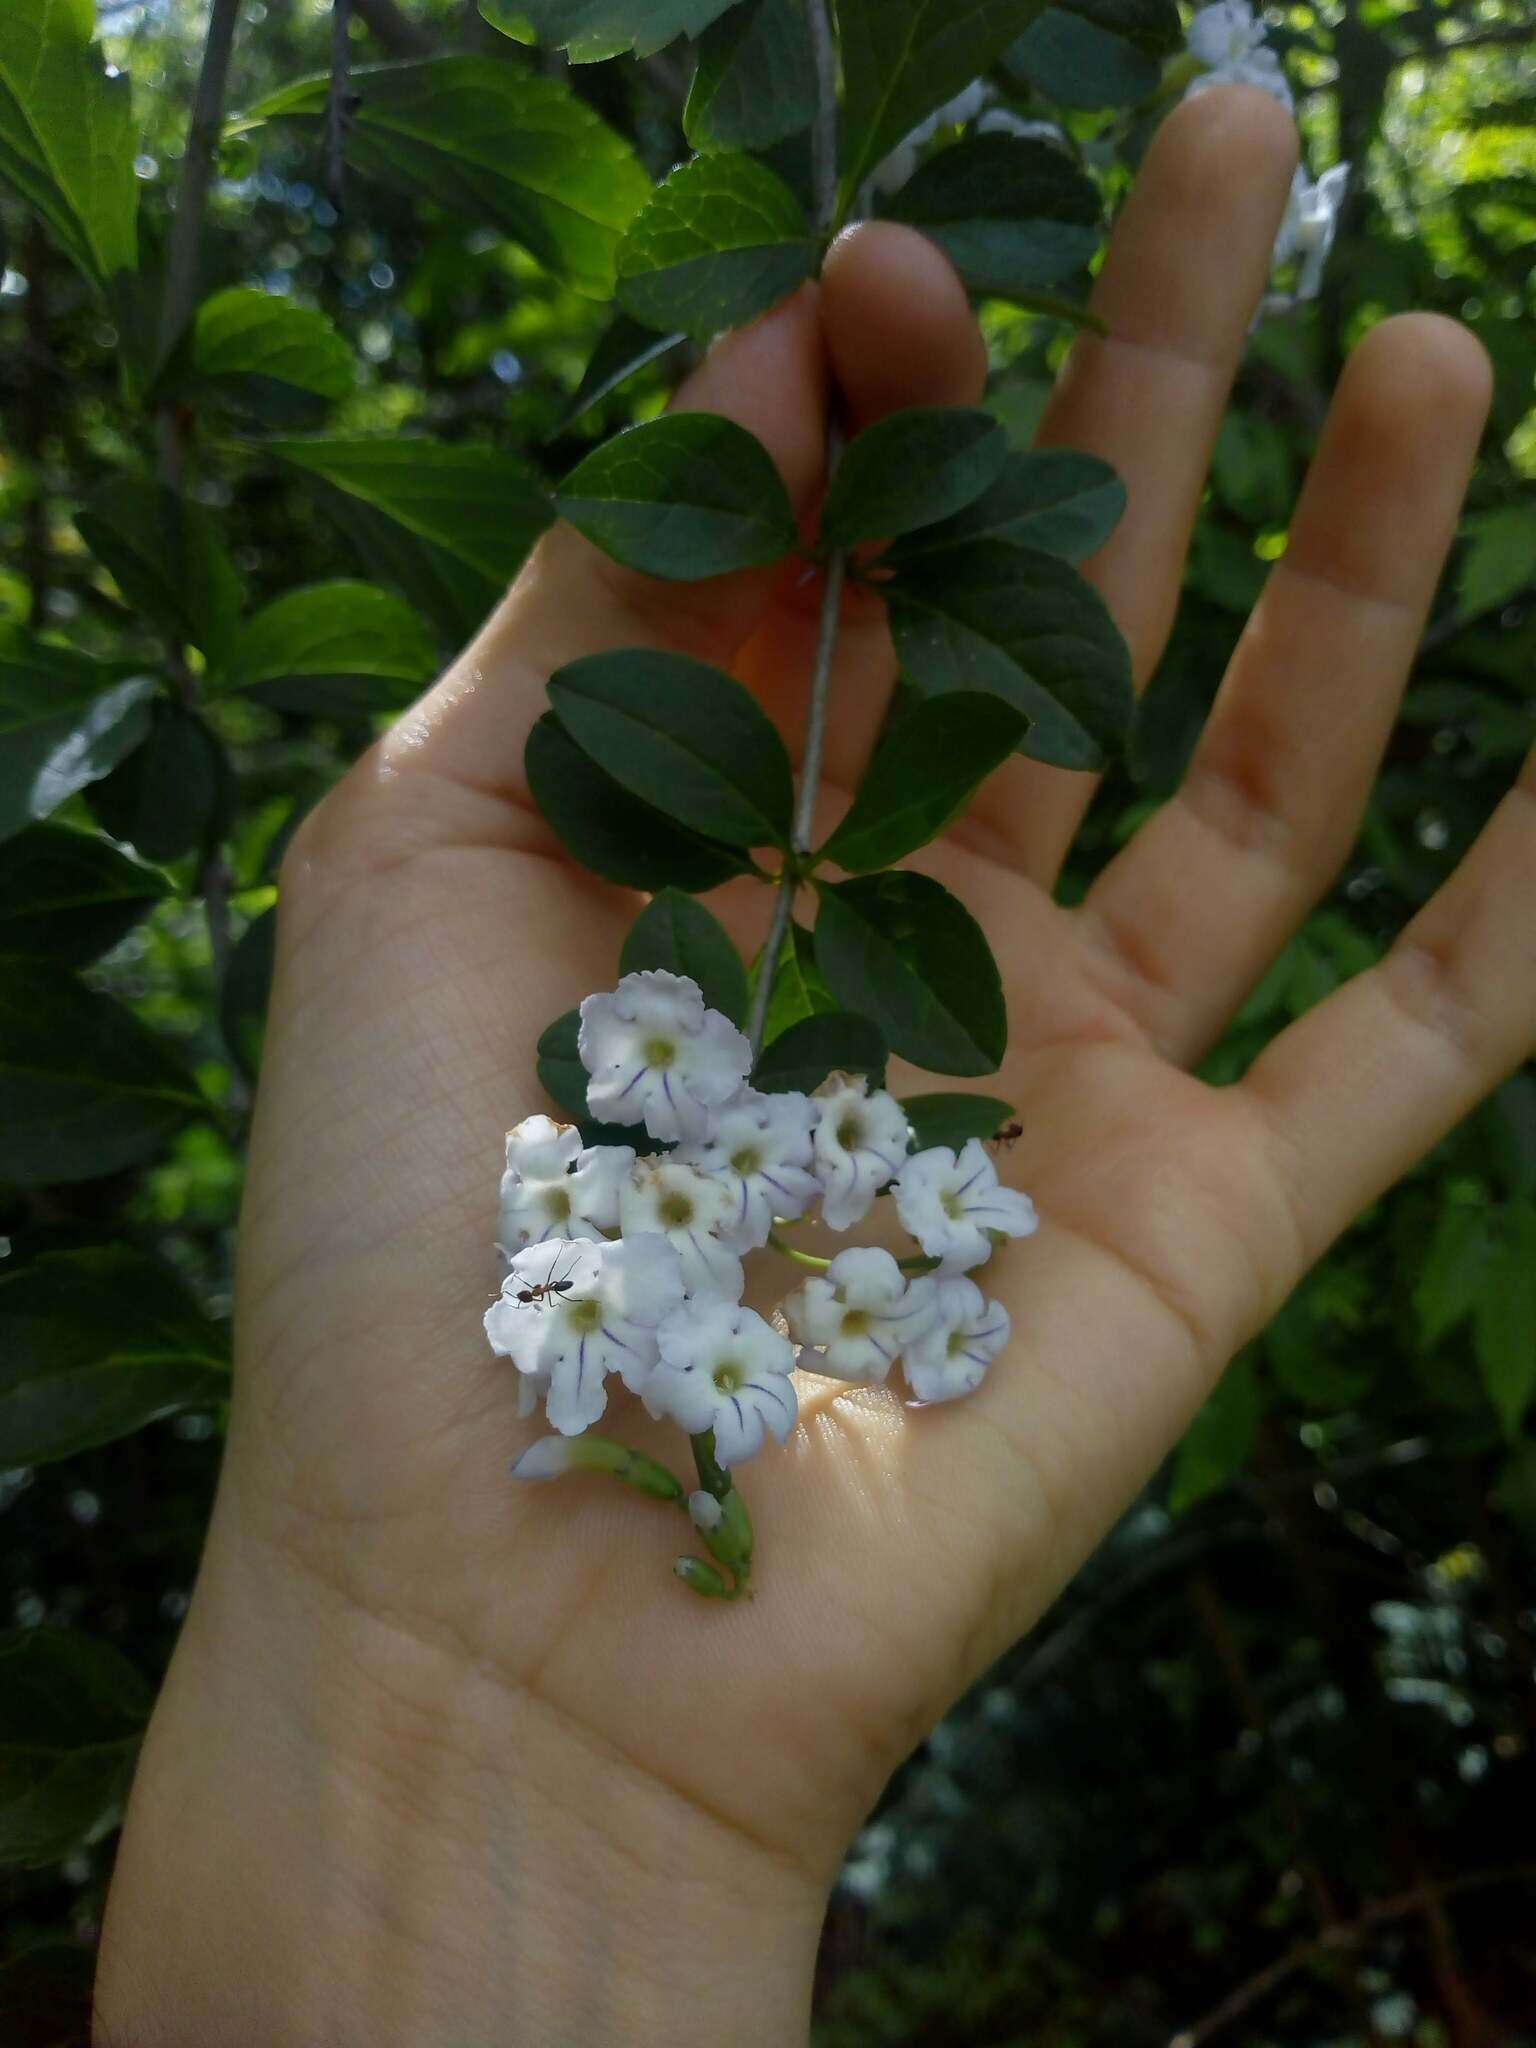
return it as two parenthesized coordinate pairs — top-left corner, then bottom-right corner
(514, 1243), (581, 1309)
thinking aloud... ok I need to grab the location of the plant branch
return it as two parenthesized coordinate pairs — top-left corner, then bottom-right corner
(807, 0), (840, 236)
(325, 0), (355, 212)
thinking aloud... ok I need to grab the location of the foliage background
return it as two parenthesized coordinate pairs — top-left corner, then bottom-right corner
(1, 0), (1535, 2040)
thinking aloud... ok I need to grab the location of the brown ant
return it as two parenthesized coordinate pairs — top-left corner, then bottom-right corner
(990, 1120), (1023, 1151)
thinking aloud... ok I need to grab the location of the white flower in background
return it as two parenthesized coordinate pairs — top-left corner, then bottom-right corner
(619, 1160), (745, 1301)
(1185, 0), (1293, 108)
(484, 1233), (685, 1435)
(1273, 163), (1349, 300)
(811, 1074), (912, 1231)
(785, 1247), (940, 1384)
(867, 76), (992, 197)
(643, 1298), (799, 1467)
(902, 1279), (1012, 1404)
(579, 971), (751, 1144)
(497, 1115), (634, 1255)
(974, 107), (1066, 146)
(894, 1139), (1039, 1274)
(673, 1089), (820, 1251)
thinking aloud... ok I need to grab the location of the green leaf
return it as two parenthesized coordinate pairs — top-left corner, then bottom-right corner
(266, 438), (553, 643)
(0, 1245), (228, 1467)
(815, 871), (1006, 1076)
(85, 702), (230, 865)
(75, 479), (243, 660)
(480, 0), (739, 60)
(881, 133), (1099, 299)
(0, 1627), (152, 1870)
(556, 414), (796, 580)
(1412, 1199), (1493, 1349)
(0, 826), (167, 964)
(0, 959), (204, 1185)
(218, 581), (436, 718)
(756, 918), (835, 1043)
(0, 1942), (95, 2048)
(220, 906), (276, 1083)
(0, 637), (155, 843)
(525, 711), (750, 892)
(0, 0), (137, 291)
(1008, 0), (1181, 108)
(1263, 1289), (1375, 1412)
(1458, 502), (1536, 622)
(548, 648), (794, 848)
(159, 286), (355, 425)
(686, 0), (818, 150)
(620, 890), (749, 1023)
(1474, 1205), (1536, 1437)
(243, 59), (650, 297)
(1168, 1354), (1261, 1513)
(535, 1009), (655, 1146)
(752, 1010), (887, 1094)
(616, 152), (816, 342)
(887, 449), (1126, 563)
(821, 407), (1008, 548)
(888, 539), (1134, 770)
(560, 314), (687, 430)
(819, 691), (1026, 872)
(835, 0), (1054, 206)
(901, 1091), (1014, 1152)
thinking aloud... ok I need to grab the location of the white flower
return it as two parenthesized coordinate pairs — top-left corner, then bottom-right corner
(579, 971), (750, 1143)
(893, 1139), (1039, 1274)
(484, 1234), (685, 1435)
(811, 1074), (912, 1231)
(901, 1278), (1011, 1404)
(497, 1115), (634, 1255)
(673, 1089), (820, 1251)
(1185, 1), (1293, 108)
(784, 1247), (940, 1384)
(1273, 162), (1348, 299)
(619, 1160), (745, 1301)
(867, 77), (993, 197)
(974, 108), (1066, 146)
(643, 1298), (798, 1467)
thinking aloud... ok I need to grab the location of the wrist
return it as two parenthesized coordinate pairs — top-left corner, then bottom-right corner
(95, 1505), (827, 2048)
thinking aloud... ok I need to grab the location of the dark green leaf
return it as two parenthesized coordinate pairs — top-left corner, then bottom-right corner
(548, 648), (794, 847)
(881, 133), (1099, 298)
(243, 59), (650, 297)
(0, 0), (137, 291)
(686, 0), (817, 150)
(159, 286), (354, 425)
(0, 1245), (228, 1467)
(85, 702), (229, 865)
(221, 907), (276, 1083)
(525, 711), (750, 891)
(218, 581), (436, 717)
(1458, 502), (1536, 621)
(620, 890), (749, 1023)
(556, 414), (796, 579)
(1007, 0), (1181, 108)
(0, 960), (204, 1185)
(756, 919), (835, 1043)
(820, 691), (1026, 872)
(535, 1009), (656, 1146)
(1264, 1290), (1375, 1412)
(616, 152), (816, 342)
(0, 1943), (95, 2048)
(1168, 1354), (1261, 1513)
(0, 826), (167, 964)
(0, 637), (155, 843)
(887, 449), (1125, 564)
(753, 1010), (887, 1094)
(1475, 1205), (1536, 1436)
(822, 407), (1007, 549)
(901, 1091), (1015, 1152)
(815, 871), (1006, 1076)
(266, 438), (553, 643)
(0, 1627), (152, 1869)
(1412, 1200), (1493, 1348)
(560, 315), (687, 430)
(481, 0), (739, 59)
(888, 539), (1134, 770)
(835, 0), (1054, 206)
(75, 479), (242, 660)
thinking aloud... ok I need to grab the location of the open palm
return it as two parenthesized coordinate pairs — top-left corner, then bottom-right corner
(101, 86), (1534, 2047)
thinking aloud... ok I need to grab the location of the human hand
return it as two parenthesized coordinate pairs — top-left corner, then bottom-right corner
(96, 85), (1527, 2048)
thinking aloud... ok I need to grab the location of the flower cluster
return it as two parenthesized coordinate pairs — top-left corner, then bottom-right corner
(1185, 0), (1293, 108)
(485, 970), (1038, 1473)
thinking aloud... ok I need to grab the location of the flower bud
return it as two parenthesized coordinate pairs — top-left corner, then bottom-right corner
(511, 1433), (684, 1503)
(688, 1490), (724, 1533)
(674, 1555), (730, 1599)
(698, 1485), (754, 1577)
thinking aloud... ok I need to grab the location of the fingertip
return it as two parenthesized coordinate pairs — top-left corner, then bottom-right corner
(670, 281), (831, 507)
(1158, 81), (1299, 196)
(820, 220), (988, 428)
(1346, 311), (1494, 439)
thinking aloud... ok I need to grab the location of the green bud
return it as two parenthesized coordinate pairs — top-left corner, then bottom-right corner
(674, 1555), (730, 1599)
(699, 1485), (754, 1575)
(521, 1433), (684, 1503)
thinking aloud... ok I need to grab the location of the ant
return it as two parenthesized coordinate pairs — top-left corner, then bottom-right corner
(990, 1120), (1023, 1151)
(514, 1243), (581, 1309)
